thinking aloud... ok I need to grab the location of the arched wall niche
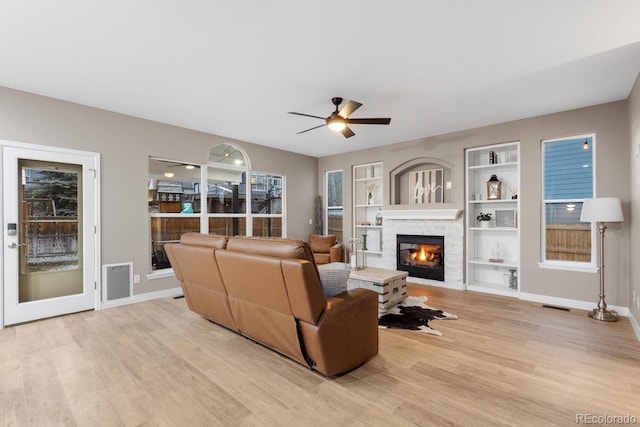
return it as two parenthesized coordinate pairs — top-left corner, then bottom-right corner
(389, 157), (454, 205)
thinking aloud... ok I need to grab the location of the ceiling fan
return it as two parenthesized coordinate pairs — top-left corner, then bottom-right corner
(288, 97), (391, 138)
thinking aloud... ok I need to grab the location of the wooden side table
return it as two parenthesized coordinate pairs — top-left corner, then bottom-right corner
(348, 267), (408, 311)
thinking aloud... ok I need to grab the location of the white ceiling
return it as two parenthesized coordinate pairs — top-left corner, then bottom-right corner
(2, 1), (640, 158)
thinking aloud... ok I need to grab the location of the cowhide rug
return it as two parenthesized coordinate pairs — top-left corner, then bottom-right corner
(378, 296), (458, 336)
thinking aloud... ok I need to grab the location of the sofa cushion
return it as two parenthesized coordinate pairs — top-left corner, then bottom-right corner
(180, 232), (228, 249)
(281, 259), (327, 324)
(216, 250), (292, 315)
(313, 253), (331, 265)
(164, 239), (237, 331)
(309, 234), (337, 253)
(216, 249), (307, 366)
(227, 236), (314, 262)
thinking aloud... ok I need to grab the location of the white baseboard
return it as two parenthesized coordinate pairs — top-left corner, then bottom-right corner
(629, 311), (640, 342)
(518, 292), (629, 316)
(100, 287), (183, 309)
(519, 292), (640, 343)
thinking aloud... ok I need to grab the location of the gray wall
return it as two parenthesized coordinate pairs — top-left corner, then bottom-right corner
(629, 73), (640, 321)
(0, 86), (318, 295)
(319, 100), (632, 307)
(2, 81), (636, 313)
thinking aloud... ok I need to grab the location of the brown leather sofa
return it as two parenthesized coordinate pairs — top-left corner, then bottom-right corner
(165, 233), (378, 376)
(308, 234), (344, 265)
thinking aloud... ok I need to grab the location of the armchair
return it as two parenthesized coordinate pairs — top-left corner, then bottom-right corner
(309, 234), (344, 265)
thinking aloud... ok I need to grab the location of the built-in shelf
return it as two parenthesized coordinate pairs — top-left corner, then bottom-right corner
(468, 258), (519, 268)
(468, 161), (518, 170)
(465, 141), (520, 295)
(353, 162), (384, 259)
(469, 227), (518, 231)
(468, 199), (517, 204)
(466, 282), (518, 297)
(355, 204), (383, 208)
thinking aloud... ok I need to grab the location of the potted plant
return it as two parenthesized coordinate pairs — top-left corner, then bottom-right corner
(476, 212), (492, 228)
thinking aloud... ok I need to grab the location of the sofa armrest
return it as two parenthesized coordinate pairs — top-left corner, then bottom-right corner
(320, 288), (376, 326)
(299, 288), (378, 376)
(329, 243), (344, 263)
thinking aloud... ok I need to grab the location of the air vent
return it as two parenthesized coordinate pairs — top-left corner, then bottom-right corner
(542, 304), (570, 312)
(103, 263), (133, 301)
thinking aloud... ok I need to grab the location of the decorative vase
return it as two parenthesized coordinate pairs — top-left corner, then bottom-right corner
(480, 221), (489, 228)
(509, 269), (518, 289)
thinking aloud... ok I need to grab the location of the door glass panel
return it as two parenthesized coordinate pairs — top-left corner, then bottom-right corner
(19, 161), (82, 302)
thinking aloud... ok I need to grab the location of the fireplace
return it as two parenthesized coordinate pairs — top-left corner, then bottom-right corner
(396, 234), (444, 281)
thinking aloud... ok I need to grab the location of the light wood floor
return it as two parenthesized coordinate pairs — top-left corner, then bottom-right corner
(1, 284), (639, 427)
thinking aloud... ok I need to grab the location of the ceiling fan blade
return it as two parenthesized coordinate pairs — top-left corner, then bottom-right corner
(341, 126), (355, 138)
(346, 117), (391, 125)
(338, 100), (362, 118)
(288, 112), (326, 120)
(297, 123), (327, 134)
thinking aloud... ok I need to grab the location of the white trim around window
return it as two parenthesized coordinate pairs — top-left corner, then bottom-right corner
(540, 133), (597, 271)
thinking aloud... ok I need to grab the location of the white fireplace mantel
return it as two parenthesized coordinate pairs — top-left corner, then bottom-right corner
(381, 209), (462, 220)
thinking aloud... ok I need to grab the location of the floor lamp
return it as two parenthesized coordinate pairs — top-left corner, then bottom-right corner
(580, 197), (624, 322)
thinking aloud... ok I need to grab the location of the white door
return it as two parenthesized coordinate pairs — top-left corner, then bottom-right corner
(3, 146), (98, 326)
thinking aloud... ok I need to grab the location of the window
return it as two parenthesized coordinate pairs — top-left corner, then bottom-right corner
(149, 143), (285, 272)
(206, 159), (248, 237)
(148, 159), (201, 270)
(325, 170), (343, 242)
(250, 172), (283, 237)
(541, 135), (594, 268)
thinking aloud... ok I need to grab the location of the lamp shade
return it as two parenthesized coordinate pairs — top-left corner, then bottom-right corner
(580, 197), (624, 223)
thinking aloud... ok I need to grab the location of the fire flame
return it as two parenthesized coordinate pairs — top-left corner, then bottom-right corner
(410, 245), (436, 262)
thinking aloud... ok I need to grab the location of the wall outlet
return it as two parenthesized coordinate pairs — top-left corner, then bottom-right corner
(309, 218), (312, 225)
(134, 274), (140, 284)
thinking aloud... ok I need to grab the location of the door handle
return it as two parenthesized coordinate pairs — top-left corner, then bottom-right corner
(7, 242), (26, 249)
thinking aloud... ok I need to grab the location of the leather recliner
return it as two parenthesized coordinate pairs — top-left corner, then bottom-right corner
(308, 234), (344, 265)
(165, 233), (377, 376)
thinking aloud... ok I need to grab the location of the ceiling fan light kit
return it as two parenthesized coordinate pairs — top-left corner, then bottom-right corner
(289, 97), (391, 138)
(327, 118), (346, 132)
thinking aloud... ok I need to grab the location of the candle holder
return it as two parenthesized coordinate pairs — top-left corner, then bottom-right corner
(487, 174), (502, 200)
(348, 238), (358, 270)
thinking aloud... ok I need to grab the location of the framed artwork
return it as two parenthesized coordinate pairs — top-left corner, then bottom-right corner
(409, 168), (444, 204)
(495, 209), (517, 228)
